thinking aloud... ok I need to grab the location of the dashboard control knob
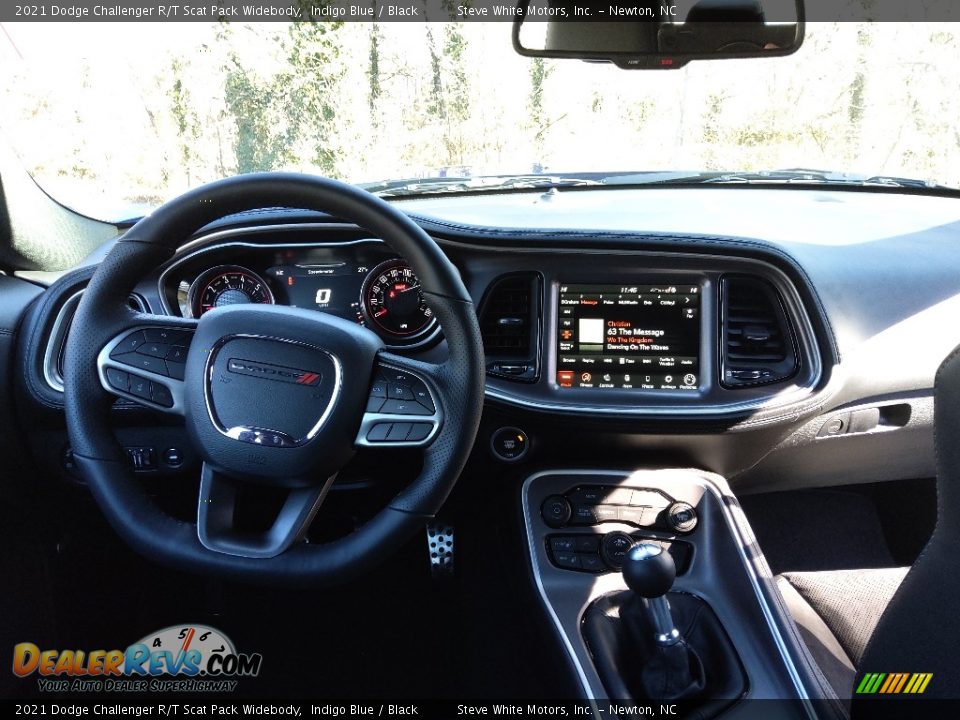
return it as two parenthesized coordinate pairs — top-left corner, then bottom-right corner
(541, 495), (572, 528)
(666, 501), (698, 533)
(601, 531), (636, 569)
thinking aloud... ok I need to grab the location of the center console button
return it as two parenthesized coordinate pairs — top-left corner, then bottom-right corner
(601, 531), (636, 569)
(568, 486), (606, 505)
(667, 501), (698, 533)
(549, 536), (576, 553)
(571, 504), (598, 525)
(603, 488), (634, 505)
(574, 535), (601, 553)
(594, 505), (619, 522)
(579, 554), (606, 572)
(630, 489), (667, 507)
(552, 551), (581, 570)
(541, 495), (572, 528)
(618, 506), (646, 525)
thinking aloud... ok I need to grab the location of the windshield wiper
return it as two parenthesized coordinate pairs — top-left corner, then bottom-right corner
(360, 174), (602, 197)
(603, 168), (948, 189)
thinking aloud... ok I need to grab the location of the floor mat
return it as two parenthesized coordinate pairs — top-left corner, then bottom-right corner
(738, 488), (897, 575)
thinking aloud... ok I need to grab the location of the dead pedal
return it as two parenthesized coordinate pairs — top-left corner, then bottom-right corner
(426, 522), (454, 578)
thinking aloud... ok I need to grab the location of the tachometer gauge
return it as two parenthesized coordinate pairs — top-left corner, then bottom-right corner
(361, 259), (436, 340)
(188, 265), (274, 318)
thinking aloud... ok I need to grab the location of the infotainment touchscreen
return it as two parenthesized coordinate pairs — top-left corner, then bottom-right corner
(556, 282), (701, 391)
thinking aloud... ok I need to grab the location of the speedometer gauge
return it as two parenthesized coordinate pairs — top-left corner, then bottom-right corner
(188, 265), (274, 318)
(361, 259), (436, 339)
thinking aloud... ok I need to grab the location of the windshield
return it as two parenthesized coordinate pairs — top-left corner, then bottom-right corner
(2, 19), (959, 221)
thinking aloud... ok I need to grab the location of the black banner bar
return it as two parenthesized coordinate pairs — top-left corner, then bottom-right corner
(1, 699), (956, 720)
(1, 1), (959, 23)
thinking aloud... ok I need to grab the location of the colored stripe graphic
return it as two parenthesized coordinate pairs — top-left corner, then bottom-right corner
(857, 672), (933, 694)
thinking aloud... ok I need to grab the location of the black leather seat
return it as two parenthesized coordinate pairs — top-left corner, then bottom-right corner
(776, 345), (960, 703)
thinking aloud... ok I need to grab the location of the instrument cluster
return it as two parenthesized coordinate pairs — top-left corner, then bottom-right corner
(162, 239), (440, 349)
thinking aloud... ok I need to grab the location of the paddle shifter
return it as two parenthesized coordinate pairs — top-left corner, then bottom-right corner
(622, 543), (681, 646)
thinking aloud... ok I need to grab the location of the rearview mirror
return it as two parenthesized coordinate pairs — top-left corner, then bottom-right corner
(512, 0), (804, 69)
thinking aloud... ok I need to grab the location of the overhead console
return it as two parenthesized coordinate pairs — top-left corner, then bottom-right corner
(473, 251), (823, 420)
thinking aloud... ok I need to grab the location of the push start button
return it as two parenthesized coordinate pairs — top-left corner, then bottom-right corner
(490, 426), (530, 462)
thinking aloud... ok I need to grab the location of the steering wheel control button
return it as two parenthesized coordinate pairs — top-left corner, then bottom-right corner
(366, 423), (392, 442)
(490, 426), (529, 462)
(165, 345), (188, 363)
(388, 382), (415, 401)
(121, 353), (168, 376)
(137, 341), (169, 359)
(369, 380), (387, 398)
(165, 360), (186, 380)
(144, 328), (191, 344)
(387, 422), (413, 441)
(110, 331), (146, 357)
(129, 374), (152, 401)
(104, 367), (129, 392)
(366, 396), (386, 413)
(602, 531), (637, 569)
(541, 495), (572, 528)
(666, 501), (698, 533)
(150, 382), (175, 408)
(407, 423), (432, 441)
(380, 399), (432, 415)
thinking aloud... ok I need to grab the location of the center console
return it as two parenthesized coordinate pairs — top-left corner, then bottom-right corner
(522, 469), (830, 717)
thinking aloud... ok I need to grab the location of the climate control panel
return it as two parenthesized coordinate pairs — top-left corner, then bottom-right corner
(540, 485), (699, 534)
(546, 531), (692, 575)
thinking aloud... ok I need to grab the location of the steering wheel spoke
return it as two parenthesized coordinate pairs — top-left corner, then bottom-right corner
(355, 352), (443, 449)
(197, 463), (335, 558)
(96, 316), (197, 415)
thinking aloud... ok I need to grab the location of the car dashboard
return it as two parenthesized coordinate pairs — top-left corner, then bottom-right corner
(13, 185), (960, 490)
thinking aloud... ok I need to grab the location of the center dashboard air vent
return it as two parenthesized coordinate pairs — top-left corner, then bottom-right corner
(720, 275), (798, 388)
(44, 290), (149, 393)
(477, 273), (542, 382)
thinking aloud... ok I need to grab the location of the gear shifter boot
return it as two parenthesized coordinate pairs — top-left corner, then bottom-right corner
(639, 636), (706, 700)
(583, 592), (746, 717)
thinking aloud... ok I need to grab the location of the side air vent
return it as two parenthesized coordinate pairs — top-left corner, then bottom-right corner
(477, 273), (542, 382)
(720, 275), (798, 388)
(44, 290), (150, 392)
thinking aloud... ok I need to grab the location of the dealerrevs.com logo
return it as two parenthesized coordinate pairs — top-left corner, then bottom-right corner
(12, 625), (262, 693)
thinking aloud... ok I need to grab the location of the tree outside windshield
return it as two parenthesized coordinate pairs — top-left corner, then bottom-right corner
(1, 20), (959, 221)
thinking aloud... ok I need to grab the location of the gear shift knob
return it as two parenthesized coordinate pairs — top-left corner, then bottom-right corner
(623, 542), (676, 597)
(623, 543), (680, 645)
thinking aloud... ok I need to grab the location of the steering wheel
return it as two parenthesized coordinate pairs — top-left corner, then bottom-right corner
(63, 173), (484, 586)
